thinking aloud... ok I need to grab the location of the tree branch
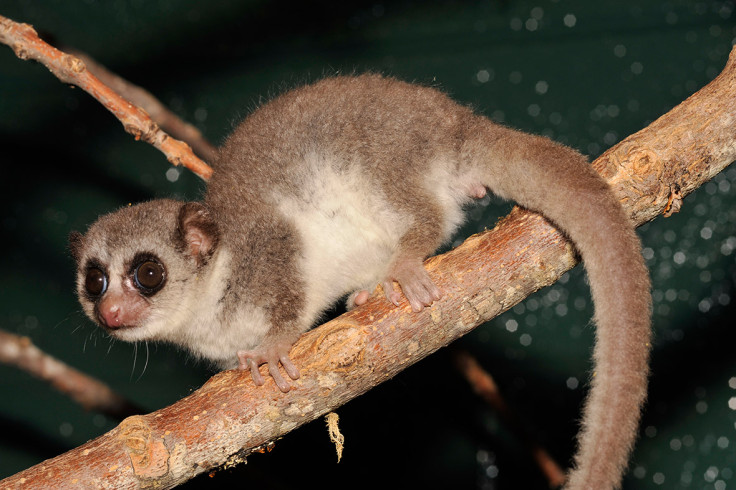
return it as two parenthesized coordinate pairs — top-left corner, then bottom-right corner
(0, 15), (213, 180)
(2, 38), (735, 490)
(453, 349), (567, 488)
(65, 49), (218, 163)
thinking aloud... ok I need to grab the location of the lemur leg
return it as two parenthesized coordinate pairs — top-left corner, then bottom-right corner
(348, 185), (482, 311)
(383, 199), (447, 311)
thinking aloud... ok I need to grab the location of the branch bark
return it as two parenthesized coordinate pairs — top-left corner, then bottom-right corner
(0, 15), (213, 180)
(2, 43), (735, 490)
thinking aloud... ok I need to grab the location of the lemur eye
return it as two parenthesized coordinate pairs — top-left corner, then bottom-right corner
(134, 260), (165, 293)
(84, 268), (107, 297)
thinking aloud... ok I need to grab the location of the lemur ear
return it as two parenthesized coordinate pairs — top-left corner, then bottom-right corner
(177, 203), (219, 266)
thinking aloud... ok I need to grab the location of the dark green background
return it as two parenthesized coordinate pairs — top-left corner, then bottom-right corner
(1, 1), (735, 489)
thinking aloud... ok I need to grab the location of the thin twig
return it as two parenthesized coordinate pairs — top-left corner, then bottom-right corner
(0, 15), (213, 180)
(67, 49), (218, 163)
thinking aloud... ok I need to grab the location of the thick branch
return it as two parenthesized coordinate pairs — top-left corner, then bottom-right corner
(0, 329), (142, 419)
(2, 45), (735, 490)
(0, 15), (213, 180)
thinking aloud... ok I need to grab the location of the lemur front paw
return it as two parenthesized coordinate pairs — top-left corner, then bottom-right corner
(237, 339), (300, 393)
(384, 257), (442, 312)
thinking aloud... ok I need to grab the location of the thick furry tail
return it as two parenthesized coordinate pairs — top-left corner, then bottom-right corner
(464, 120), (652, 489)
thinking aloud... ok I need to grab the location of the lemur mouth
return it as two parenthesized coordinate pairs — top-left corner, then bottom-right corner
(101, 322), (149, 344)
(101, 322), (137, 331)
(96, 311), (138, 331)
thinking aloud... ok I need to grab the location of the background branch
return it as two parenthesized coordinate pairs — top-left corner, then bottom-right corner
(0, 15), (213, 180)
(65, 49), (218, 163)
(2, 42), (735, 489)
(0, 329), (142, 419)
(453, 349), (567, 488)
